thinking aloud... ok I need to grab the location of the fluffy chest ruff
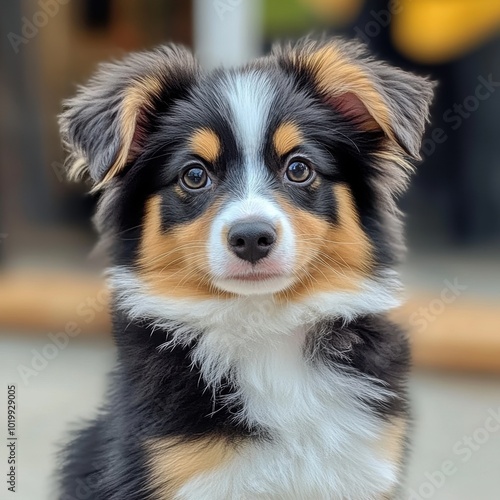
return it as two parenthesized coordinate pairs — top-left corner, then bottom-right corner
(112, 269), (406, 500)
(176, 333), (398, 500)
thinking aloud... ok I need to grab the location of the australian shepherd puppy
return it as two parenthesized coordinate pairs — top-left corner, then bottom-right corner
(58, 37), (433, 500)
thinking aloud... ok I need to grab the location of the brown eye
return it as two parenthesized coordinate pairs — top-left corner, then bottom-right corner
(181, 165), (211, 190)
(285, 160), (314, 184)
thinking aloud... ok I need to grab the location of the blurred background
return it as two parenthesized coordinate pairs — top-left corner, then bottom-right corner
(0, 1), (499, 499)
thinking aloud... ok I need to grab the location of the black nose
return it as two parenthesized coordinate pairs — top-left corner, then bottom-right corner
(227, 221), (277, 264)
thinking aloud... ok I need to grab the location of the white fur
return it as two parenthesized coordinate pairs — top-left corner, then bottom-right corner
(110, 269), (402, 499)
(208, 195), (296, 295)
(110, 268), (401, 351)
(223, 71), (274, 162)
(222, 71), (275, 202)
(223, 71), (275, 202)
(176, 357), (397, 500)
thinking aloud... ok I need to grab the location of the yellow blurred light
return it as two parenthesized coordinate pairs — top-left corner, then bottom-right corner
(392, 0), (500, 64)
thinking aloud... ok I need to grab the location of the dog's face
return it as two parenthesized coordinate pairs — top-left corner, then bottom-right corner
(61, 40), (433, 303)
(136, 68), (378, 300)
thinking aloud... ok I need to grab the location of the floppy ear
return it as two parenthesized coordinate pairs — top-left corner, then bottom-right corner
(59, 45), (199, 191)
(272, 38), (435, 160)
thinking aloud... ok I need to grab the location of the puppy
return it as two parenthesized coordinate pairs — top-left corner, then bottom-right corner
(58, 37), (433, 500)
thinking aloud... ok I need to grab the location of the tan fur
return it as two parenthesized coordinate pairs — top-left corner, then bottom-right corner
(137, 196), (232, 300)
(93, 76), (163, 191)
(138, 184), (371, 302)
(174, 184), (188, 199)
(273, 122), (303, 157)
(373, 148), (414, 178)
(378, 417), (408, 499)
(66, 155), (89, 183)
(380, 417), (407, 465)
(189, 128), (221, 163)
(297, 46), (396, 143)
(276, 184), (372, 302)
(148, 437), (234, 499)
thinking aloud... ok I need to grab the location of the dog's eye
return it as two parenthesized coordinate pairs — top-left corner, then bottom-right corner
(285, 160), (314, 185)
(181, 165), (211, 190)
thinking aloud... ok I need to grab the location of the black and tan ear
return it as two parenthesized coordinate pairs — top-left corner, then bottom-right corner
(272, 37), (435, 161)
(59, 45), (199, 191)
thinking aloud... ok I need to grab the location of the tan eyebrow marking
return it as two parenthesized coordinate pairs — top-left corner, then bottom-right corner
(189, 128), (221, 163)
(273, 122), (303, 157)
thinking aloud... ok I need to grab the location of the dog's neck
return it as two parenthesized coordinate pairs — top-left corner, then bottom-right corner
(109, 266), (401, 345)
(109, 265), (402, 402)
(109, 291), (402, 499)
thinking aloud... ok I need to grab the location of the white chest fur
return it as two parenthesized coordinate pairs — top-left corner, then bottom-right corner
(177, 324), (398, 500)
(111, 269), (402, 499)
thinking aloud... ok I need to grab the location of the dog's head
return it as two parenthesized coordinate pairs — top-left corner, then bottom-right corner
(60, 38), (433, 305)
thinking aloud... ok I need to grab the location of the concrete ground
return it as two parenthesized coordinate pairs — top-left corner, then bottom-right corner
(1, 336), (499, 500)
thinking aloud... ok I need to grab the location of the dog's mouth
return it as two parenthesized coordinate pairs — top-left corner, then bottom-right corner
(214, 268), (295, 295)
(224, 271), (290, 282)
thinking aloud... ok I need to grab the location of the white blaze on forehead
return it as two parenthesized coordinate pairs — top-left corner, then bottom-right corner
(223, 71), (275, 153)
(223, 71), (276, 196)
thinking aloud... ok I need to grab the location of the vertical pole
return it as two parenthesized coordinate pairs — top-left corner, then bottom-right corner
(193, 0), (263, 70)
